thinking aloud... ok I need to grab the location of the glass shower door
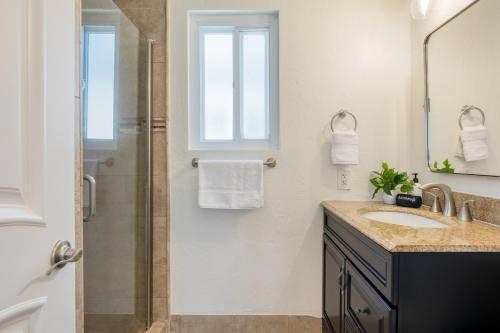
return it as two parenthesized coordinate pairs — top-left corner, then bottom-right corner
(81, 1), (151, 332)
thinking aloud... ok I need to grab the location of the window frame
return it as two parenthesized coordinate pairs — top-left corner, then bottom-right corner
(188, 11), (279, 150)
(82, 23), (120, 150)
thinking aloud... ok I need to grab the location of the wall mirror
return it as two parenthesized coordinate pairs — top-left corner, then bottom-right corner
(425, 0), (499, 177)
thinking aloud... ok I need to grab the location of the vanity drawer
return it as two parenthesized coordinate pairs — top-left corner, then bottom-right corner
(345, 262), (396, 333)
(324, 212), (397, 304)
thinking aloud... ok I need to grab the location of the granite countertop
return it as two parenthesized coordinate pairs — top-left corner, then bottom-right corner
(322, 200), (500, 253)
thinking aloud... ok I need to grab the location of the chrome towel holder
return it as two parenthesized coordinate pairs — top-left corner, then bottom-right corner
(330, 109), (358, 132)
(192, 157), (277, 168)
(459, 105), (485, 130)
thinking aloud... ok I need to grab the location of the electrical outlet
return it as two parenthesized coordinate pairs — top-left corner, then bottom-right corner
(337, 167), (351, 190)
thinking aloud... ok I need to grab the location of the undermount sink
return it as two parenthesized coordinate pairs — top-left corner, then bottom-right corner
(361, 211), (450, 229)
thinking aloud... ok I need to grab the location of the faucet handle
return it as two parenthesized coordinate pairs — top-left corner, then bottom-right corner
(425, 192), (442, 213)
(458, 200), (475, 222)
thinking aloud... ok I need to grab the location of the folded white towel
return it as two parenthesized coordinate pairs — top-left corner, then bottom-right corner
(455, 131), (464, 158)
(459, 125), (488, 162)
(198, 160), (264, 209)
(331, 130), (359, 165)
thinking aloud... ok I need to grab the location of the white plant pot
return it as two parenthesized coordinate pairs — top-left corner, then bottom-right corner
(382, 192), (397, 205)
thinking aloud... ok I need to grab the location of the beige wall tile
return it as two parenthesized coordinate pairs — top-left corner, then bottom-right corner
(168, 316), (322, 333)
(121, 7), (166, 38)
(146, 321), (169, 333)
(85, 314), (143, 333)
(153, 132), (167, 177)
(153, 216), (168, 298)
(153, 297), (169, 321)
(114, 0), (165, 10)
(153, 174), (168, 217)
(256, 316), (288, 333)
(153, 62), (167, 117)
(288, 316), (321, 333)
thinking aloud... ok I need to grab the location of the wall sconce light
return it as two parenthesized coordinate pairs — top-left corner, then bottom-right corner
(411, 0), (432, 20)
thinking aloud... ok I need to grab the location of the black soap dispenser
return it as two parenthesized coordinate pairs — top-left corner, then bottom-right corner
(395, 173), (423, 208)
(411, 173), (422, 197)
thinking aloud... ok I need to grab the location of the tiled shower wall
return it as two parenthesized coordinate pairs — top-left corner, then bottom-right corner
(112, 0), (169, 323)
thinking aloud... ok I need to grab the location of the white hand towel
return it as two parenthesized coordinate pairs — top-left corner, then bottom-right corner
(455, 130), (464, 158)
(331, 130), (359, 165)
(460, 125), (488, 162)
(198, 160), (264, 209)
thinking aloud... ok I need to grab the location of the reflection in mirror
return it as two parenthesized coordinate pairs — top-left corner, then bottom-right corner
(425, 0), (500, 176)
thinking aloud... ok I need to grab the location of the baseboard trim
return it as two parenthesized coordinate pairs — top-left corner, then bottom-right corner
(169, 315), (321, 333)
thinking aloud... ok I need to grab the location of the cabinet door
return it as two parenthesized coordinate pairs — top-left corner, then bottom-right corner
(324, 235), (345, 333)
(344, 315), (361, 333)
(345, 262), (396, 333)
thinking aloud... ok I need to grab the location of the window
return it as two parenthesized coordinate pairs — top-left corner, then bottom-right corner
(83, 26), (117, 149)
(189, 12), (279, 150)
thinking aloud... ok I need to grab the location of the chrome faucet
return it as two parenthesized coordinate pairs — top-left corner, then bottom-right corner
(420, 183), (457, 217)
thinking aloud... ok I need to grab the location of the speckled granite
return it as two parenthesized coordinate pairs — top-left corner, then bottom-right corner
(422, 191), (500, 227)
(322, 201), (500, 253)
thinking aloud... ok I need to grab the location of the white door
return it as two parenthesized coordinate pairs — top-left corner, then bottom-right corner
(0, 0), (78, 332)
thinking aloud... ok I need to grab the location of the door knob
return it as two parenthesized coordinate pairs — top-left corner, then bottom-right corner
(46, 240), (83, 276)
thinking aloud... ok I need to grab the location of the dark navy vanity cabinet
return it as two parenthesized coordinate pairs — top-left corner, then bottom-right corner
(323, 209), (500, 333)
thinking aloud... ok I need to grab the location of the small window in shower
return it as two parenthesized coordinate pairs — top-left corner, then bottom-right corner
(188, 12), (279, 150)
(82, 26), (117, 149)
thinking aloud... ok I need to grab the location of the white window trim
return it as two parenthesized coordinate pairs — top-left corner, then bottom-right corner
(188, 11), (279, 151)
(82, 13), (120, 151)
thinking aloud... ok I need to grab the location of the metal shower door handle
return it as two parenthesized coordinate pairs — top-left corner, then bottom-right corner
(46, 240), (83, 276)
(83, 174), (96, 222)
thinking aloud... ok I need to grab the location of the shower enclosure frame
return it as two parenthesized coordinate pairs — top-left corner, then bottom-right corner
(145, 38), (155, 329)
(76, 7), (156, 328)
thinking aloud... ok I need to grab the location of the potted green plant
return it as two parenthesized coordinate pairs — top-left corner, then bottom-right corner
(370, 162), (415, 204)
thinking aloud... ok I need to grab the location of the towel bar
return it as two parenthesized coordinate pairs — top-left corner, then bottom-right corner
(192, 158), (277, 168)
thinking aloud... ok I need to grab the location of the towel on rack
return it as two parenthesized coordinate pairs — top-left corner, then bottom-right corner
(198, 160), (264, 209)
(458, 125), (489, 162)
(455, 131), (465, 158)
(331, 130), (359, 165)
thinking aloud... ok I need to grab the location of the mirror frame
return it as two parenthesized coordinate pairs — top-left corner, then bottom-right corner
(422, 0), (497, 177)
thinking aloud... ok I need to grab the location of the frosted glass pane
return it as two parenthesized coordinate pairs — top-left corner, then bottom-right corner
(86, 31), (116, 140)
(241, 31), (269, 140)
(202, 32), (233, 141)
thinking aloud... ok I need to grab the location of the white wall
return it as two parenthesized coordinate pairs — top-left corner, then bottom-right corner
(169, 0), (411, 316)
(411, 0), (500, 198)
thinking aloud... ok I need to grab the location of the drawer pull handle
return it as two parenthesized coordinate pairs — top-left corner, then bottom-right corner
(355, 307), (370, 315)
(337, 267), (345, 295)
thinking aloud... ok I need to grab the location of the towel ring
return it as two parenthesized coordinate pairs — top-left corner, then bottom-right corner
(330, 109), (358, 132)
(459, 105), (485, 130)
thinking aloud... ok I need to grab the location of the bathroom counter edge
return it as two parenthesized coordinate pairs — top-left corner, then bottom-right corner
(322, 200), (500, 253)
